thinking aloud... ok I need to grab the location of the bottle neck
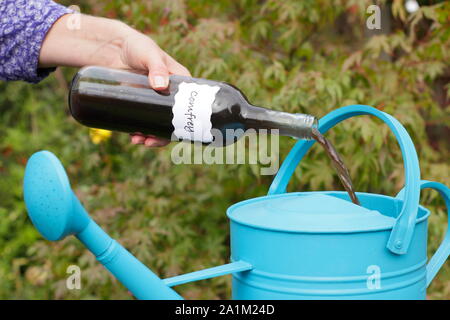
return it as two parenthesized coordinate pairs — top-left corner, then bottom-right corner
(242, 104), (317, 140)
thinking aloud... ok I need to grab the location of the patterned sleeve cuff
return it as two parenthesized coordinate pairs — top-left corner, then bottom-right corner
(0, 0), (74, 83)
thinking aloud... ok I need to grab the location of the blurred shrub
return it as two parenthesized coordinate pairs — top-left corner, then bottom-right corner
(0, 0), (448, 299)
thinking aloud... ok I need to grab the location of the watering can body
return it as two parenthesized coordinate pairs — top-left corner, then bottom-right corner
(228, 191), (430, 300)
(226, 105), (449, 300)
(23, 105), (449, 300)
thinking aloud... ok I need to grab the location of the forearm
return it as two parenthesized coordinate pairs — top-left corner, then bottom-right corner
(1, 0), (189, 94)
(39, 14), (134, 69)
(0, 0), (73, 83)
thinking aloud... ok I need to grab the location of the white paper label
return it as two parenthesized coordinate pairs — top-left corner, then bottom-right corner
(172, 82), (220, 143)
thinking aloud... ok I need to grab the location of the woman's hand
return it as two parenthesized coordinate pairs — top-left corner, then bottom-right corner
(118, 32), (191, 147)
(39, 13), (191, 147)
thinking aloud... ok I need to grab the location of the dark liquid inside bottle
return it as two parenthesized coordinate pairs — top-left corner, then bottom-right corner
(69, 66), (317, 146)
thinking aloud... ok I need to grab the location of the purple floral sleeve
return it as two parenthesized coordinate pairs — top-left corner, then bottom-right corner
(0, 0), (73, 83)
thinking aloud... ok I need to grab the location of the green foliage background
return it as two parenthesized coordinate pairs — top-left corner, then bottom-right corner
(0, 0), (449, 299)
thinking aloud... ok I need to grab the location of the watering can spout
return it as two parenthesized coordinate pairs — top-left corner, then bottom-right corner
(23, 150), (182, 300)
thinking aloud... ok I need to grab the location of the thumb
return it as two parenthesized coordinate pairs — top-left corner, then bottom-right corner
(146, 51), (170, 90)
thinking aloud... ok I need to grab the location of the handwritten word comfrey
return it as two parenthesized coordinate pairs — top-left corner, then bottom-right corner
(184, 90), (198, 133)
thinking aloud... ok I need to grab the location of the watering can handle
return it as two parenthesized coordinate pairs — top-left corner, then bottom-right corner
(397, 180), (450, 287)
(268, 105), (421, 255)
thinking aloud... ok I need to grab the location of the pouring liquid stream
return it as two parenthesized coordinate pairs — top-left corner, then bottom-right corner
(311, 128), (361, 205)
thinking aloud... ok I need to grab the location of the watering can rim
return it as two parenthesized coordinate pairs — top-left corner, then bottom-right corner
(227, 191), (430, 234)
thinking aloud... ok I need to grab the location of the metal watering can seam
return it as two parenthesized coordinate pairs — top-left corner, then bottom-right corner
(233, 272), (425, 297)
(268, 105), (421, 255)
(243, 259), (427, 283)
(96, 239), (120, 265)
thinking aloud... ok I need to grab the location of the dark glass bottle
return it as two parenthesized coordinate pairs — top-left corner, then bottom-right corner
(69, 66), (317, 146)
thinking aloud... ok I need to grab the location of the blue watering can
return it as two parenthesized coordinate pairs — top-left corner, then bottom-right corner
(23, 105), (449, 300)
